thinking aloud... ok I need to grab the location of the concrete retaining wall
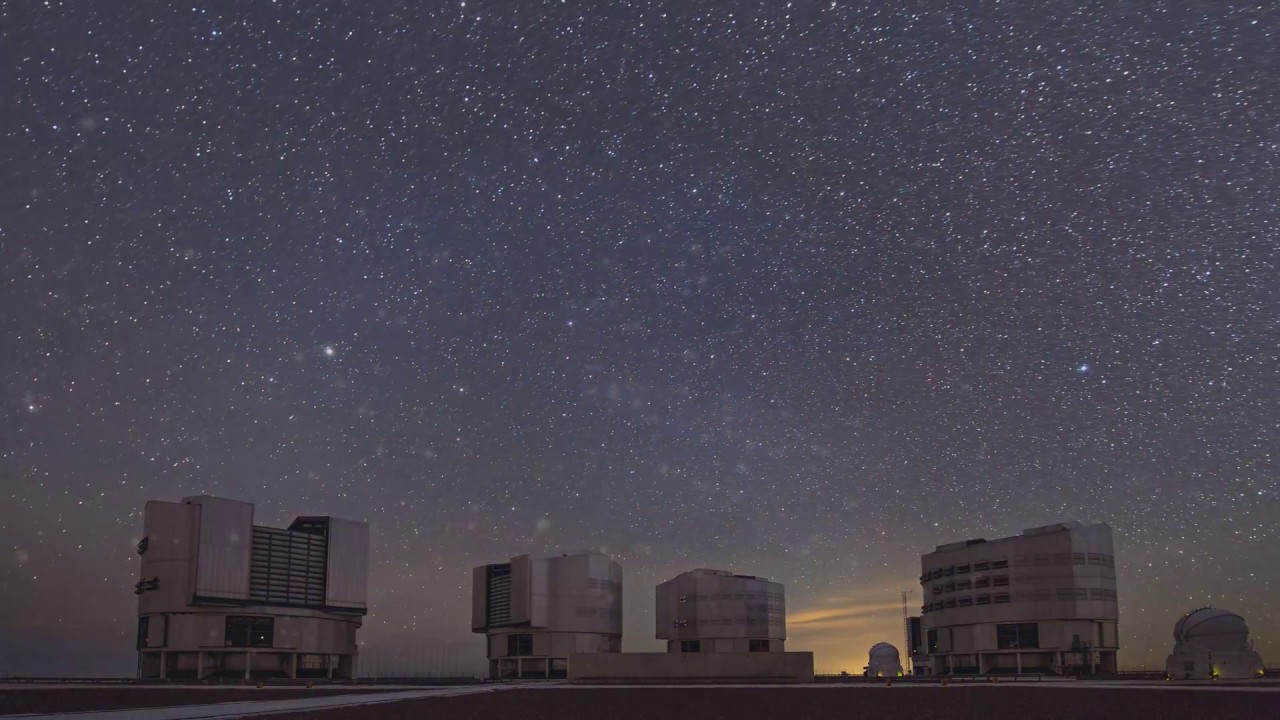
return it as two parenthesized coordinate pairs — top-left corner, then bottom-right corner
(567, 652), (815, 684)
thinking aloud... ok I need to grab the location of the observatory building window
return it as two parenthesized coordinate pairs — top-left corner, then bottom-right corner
(302, 655), (328, 670)
(975, 594), (991, 605)
(749, 639), (769, 652)
(993, 593), (1011, 604)
(992, 575), (1009, 587)
(136, 616), (150, 651)
(974, 577), (990, 588)
(926, 629), (939, 654)
(681, 640), (701, 653)
(991, 559), (1009, 570)
(507, 634), (534, 657)
(225, 616), (274, 648)
(973, 561), (989, 571)
(997, 623), (1039, 649)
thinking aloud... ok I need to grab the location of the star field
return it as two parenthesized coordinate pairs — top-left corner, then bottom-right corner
(1, 1), (1276, 675)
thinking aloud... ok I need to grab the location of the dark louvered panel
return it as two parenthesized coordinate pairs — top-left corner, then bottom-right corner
(486, 564), (512, 626)
(249, 525), (328, 607)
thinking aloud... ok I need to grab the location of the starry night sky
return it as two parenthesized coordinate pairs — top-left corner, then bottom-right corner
(1, 1), (1276, 676)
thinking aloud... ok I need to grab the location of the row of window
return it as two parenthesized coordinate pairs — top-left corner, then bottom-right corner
(922, 587), (1118, 613)
(672, 615), (784, 628)
(677, 592), (784, 603)
(921, 559), (1010, 581)
(923, 593), (1013, 612)
(931, 577), (1120, 597)
(507, 633), (534, 656)
(926, 622), (1041, 653)
(930, 575), (1009, 594)
(225, 616), (275, 647)
(921, 554), (1115, 582)
(996, 623), (1040, 649)
(138, 615), (274, 650)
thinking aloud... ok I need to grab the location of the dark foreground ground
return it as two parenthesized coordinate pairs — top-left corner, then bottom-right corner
(0, 686), (388, 715)
(264, 686), (1280, 720)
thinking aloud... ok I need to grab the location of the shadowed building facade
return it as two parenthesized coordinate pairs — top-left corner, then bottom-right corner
(135, 496), (369, 680)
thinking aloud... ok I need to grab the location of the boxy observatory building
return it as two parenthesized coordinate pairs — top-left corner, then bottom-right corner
(655, 569), (787, 653)
(135, 496), (370, 680)
(1165, 608), (1265, 680)
(566, 568), (813, 683)
(471, 551), (623, 679)
(918, 521), (1119, 675)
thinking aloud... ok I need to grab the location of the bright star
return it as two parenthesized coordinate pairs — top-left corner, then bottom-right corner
(324, 346), (336, 357)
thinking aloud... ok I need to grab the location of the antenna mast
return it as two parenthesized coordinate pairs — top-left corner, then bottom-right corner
(901, 589), (913, 675)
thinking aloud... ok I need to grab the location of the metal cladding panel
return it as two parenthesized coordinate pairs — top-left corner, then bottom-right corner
(187, 496), (253, 600)
(655, 578), (677, 639)
(540, 552), (622, 635)
(138, 501), (199, 615)
(657, 570), (784, 642)
(530, 557), (551, 627)
(325, 518), (370, 608)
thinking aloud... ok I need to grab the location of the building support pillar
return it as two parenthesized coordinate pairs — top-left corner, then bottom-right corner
(196, 651), (204, 680)
(327, 655), (334, 680)
(159, 651), (167, 680)
(288, 653), (297, 679)
(245, 651), (252, 681)
(516, 657), (523, 679)
(1016, 652), (1022, 674)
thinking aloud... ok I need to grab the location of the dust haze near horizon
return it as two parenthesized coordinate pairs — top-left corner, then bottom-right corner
(1, 1), (1276, 677)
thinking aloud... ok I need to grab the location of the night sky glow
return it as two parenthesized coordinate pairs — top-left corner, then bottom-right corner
(1, 2), (1276, 675)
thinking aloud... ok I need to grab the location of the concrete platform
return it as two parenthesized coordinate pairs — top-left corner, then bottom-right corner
(0, 685), (506, 719)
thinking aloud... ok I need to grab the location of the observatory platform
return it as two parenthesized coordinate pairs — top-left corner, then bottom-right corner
(3, 681), (1277, 720)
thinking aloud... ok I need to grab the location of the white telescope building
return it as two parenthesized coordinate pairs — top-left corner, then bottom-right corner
(135, 496), (369, 680)
(865, 642), (904, 678)
(471, 551), (622, 679)
(1165, 608), (1265, 680)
